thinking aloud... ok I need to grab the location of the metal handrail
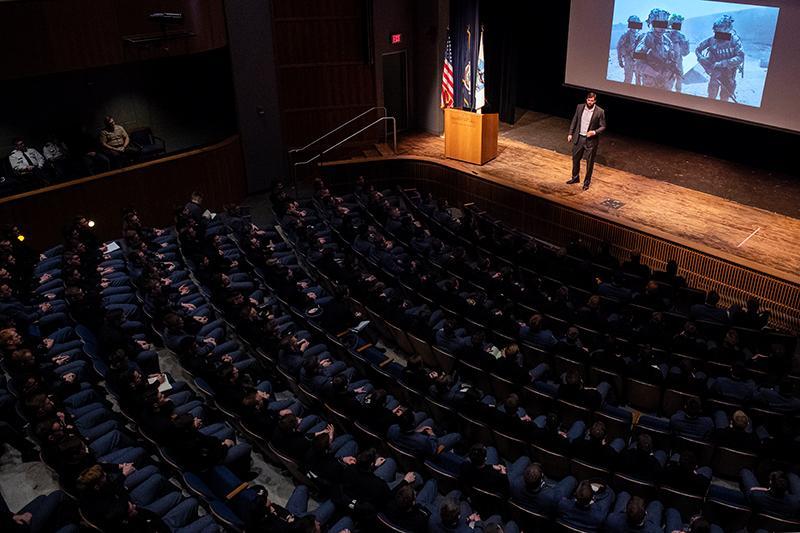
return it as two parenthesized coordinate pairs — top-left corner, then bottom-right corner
(288, 106), (387, 155)
(293, 116), (397, 169)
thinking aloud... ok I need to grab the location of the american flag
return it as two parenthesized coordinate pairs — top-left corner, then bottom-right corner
(440, 29), (454, 109)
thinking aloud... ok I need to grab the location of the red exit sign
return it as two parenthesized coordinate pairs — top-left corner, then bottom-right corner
(391, 33), (403, 44)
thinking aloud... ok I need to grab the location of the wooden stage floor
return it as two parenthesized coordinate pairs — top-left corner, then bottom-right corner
(387, 132), (800, 285)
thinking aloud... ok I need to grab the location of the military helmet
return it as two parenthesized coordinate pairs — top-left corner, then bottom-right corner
(713, 14), (735, 32)
(669, 14), (684, 24)
(628, 15), (642, 24)
(647, 8), (671, 24)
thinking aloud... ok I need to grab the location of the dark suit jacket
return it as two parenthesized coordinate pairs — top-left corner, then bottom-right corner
(569, 104), (607, 146)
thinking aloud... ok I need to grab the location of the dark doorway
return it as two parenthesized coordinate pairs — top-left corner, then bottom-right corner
(382, 50), (408, 131)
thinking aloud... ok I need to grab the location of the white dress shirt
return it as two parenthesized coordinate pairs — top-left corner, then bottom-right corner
(579, 105), (595, 136)
(9, 148), (45, 172)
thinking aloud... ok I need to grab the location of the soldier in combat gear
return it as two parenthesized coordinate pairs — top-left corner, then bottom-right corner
(634, 9), (677, 90)
(696, 14), (745, 102)
(617, 15), (643, 84)
(667, 14), (690, 92)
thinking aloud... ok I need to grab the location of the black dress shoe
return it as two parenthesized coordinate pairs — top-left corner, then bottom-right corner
(582, 182), (591, 190)
(566, 177), (580, 185)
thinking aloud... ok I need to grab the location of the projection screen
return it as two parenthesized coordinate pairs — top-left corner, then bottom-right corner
(566, 0), (800, 132)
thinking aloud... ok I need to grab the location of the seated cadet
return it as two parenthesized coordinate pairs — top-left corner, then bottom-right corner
(383, 480), (437, 531)
(0, 489), (78, 533)
(604, 492), (663, 533)
(741, 469), (800, 517)
(509, 458), (577, 516)
(245, 484), (352, 533)
(386, 409), (461, 459)
(459, 444), (510, 496)
(689, 291), (728, 323)
(706, 362), (756, 403)
(753, 379), (800, 414)
(571, 420), (625, 467)
(340, 448), (416, 516)
(665, 509), (723, 533)
(661, 451), (711, 495)
(428, 492), (518, 533)
(713, 410), (764, 451)
(557, 479), (615, 532)
(669, 397), (714, 440)
(615, 433), (666, 481)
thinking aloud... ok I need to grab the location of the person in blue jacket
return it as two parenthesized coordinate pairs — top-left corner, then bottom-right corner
(557, 479), (615, 531)
(604, 492), (663, 533)
(509, 458), (577, 516)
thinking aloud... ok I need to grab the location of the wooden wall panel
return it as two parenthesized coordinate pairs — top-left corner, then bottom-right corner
(278, 64), (376, 111)
(273, 18), (367, 64)
(322, 159), (800, 334)
(0, 136), (246, 249)
(272, 0), (364, 20)
(0, 0), (228, 81)
(271, 0), (377, 150)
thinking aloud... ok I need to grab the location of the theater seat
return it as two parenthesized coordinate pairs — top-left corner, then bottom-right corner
(129, 127), (166, 159)
(751, 512), (800, 532)
(703, 498), (752, 532)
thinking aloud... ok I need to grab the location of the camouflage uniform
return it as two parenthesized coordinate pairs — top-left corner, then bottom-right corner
(667, 14), (690, 91)
(617, 16), (642, 84)
(634, 9), (677, 90)
(696, 14), (745, 102)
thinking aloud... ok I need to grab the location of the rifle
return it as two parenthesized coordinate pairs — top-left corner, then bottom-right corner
(646, 49), (682, 80)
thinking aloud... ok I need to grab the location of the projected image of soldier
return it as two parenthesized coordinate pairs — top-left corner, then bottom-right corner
(696, 15), (745, 102)
(633, 8), (678, 90)
(667, 14), (689, 92)
(617, 15), (643, 84)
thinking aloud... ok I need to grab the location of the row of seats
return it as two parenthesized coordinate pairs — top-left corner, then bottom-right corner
(270, 178), (800, 531)
(1, 226), (220, 532)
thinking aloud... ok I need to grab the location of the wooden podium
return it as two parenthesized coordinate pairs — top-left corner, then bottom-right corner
(444, 108), (499, 165)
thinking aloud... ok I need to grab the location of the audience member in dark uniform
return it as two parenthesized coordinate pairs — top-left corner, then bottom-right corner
(729, 297), (770, 330)
(621, 252), (650, 279)
(557, 369), (609, 409)
(689, 291), (728, 323)
(706, 362), (755, 403)
(0, 489), (77, 533)
(341, 448), (416, 516)
(383, 481), (437, 532)
(604, 492), (663, 533)
(661, 451), (711, 495)
(557, 479), (615, 532)
(669, 397), (714, 440)
(741, 469), (800, 517)
(245, 484), (352, 533)
(459, 444), (510, 496)
(714, 410), (764, 451)
(652, 260), (686, 289)
(509, 458), (577, 516)
(572, 420), (624, 467)
(754, 379), (800, 414)
(616, 433), (666, 481)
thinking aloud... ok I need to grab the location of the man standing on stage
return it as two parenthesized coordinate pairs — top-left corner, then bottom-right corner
(566, 92), (606, 191)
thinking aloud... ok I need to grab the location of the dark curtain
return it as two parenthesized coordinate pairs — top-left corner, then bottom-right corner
(482, 1), (518, 124)
(450, 0), (518, 123)
(449, 0), (480, 111)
